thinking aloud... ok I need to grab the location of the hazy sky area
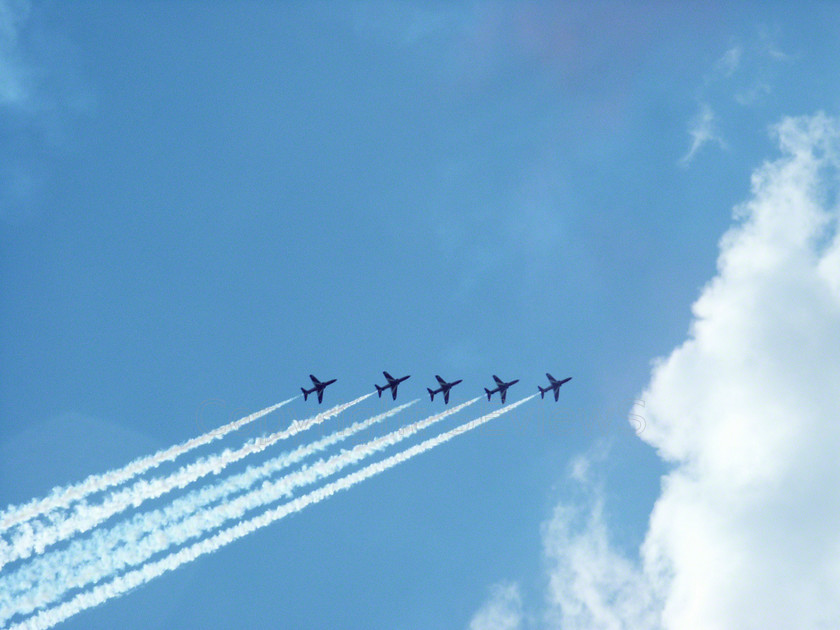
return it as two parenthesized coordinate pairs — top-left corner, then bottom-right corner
(2, 2), (840, 629)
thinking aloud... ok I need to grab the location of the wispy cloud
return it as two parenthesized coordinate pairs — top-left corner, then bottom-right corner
(0, 0), (37, 222)
(0, 0), (31, 109)
(733, 80), (771, 106)
(0, 0), (92, 224)
(468, 582), (523, 630)
(726, 29), (792, 106)
(542, 488), (658, 630)
(679, 103), (725, 167)
(681, 27), (795, 166)
(471, 112), (840, 628)
(350, 1), (466, 46)
(715, 45), (742, 78)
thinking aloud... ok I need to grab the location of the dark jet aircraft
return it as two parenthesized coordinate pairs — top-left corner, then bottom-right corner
(538, 373), (572, 401)
(484, 375), (519, 404)
(375, 371), (411, 400)
(427, 375), (462, 404)
(301, 374), (337, 404)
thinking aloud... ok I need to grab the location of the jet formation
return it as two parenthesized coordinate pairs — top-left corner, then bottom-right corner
(302, 372), (571, 405)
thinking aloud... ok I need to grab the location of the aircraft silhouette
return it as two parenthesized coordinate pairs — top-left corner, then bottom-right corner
(375, 371), (411, 400)
(301, 374), (337, 404)
(427, 375), (462, 404)
(484, 375), (519, 404)
(538, 373), (572, 401)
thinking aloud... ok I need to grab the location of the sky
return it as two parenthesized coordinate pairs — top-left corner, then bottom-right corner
(1, 2), (839, 629)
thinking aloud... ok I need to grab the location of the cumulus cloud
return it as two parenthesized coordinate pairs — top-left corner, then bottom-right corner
(639, 111), (840, 629)
(468, 582), (523, 630)
(470, 112), (840, 629)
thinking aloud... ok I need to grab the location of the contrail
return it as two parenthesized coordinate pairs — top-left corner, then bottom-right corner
(0, 394), (373, 569)
(0, 397), (297, 534)
(1, 398), (475, 623)
(0, 397), (414, 622)
(8, 396), (534, 630)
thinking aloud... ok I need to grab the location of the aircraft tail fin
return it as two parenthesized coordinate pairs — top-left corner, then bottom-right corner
(375, 384), (384, 398)
(538, 386), (546, 399)
(484, 388), (492, 401)
(427, 388), (435, 402)
(301, 388), (309, 401)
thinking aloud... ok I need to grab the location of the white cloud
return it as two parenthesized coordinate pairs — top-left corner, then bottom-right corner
(639, 111), (840, 629)
(469, 582), (523, 630)
(471, 112), (840, 629)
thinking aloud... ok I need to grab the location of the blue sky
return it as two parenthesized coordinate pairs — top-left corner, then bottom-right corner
(2, 3), (840, 629)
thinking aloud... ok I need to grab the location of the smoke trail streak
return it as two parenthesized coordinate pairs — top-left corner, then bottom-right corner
(0, 398), (298, 534)
(9, 396), (534, 630)
(0, 397), (413, 621)
(1, 398), (476, 623)
(0, 394), (372, 569)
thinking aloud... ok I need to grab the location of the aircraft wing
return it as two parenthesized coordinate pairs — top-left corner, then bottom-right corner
(554, 388), (560, 402)
(383, 371), (394, 383)
(391, 387), (398, 400)
(317, 389), (324, 403)
(436, 375), (447, 385)
(443, 390), (450, 404)
(500, 390), (507, 404)
(493, 375), (503, 385)
(310, 374), (321, 385)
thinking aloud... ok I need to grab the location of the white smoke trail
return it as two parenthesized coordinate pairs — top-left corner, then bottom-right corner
(0, 397), (298, 534)
(0, 397), (414, 622)
(1, 398), (476, 624)
(9, 396), (534, 630)
(0, 394), (372, 569)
